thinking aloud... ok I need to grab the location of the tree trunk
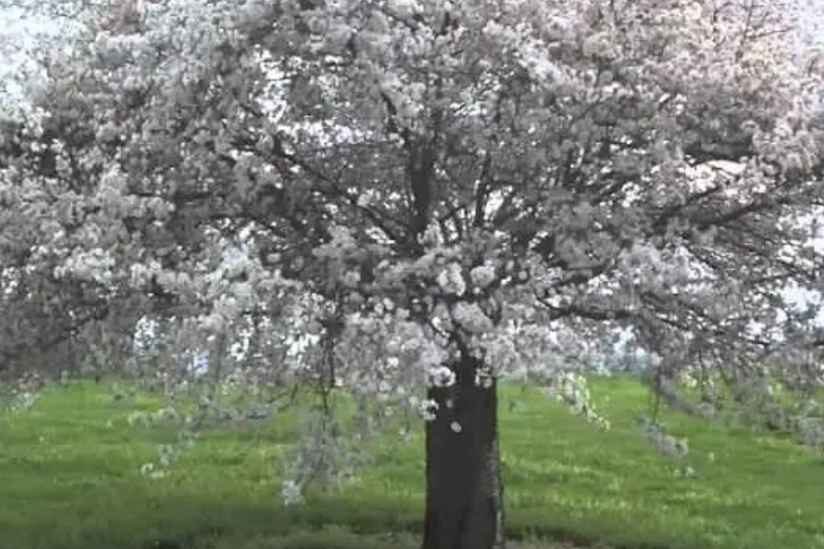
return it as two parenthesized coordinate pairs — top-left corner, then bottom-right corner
(422, 354), (505, 549)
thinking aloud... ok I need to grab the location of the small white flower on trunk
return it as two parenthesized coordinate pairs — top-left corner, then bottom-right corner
(419, 399), (439, 421)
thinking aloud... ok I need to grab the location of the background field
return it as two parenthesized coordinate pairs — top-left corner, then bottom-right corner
(1, 377), (823, 549)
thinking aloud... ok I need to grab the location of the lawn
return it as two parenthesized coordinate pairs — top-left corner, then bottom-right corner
(0, 377), (823, 549)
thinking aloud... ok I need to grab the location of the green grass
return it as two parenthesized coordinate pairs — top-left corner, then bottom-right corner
(1, 377), (823, 549)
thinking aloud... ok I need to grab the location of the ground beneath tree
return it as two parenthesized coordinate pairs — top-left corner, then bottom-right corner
(0, 378), (821, 549)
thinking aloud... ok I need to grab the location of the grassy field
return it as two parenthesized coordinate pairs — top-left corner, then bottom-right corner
(1, 376), (823, 549)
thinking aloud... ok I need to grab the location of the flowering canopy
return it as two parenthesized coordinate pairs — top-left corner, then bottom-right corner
(2, 0), (822, 381)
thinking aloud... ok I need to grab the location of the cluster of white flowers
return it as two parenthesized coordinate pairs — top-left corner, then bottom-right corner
(280, 479), (304, 506)
(216, 245), (256, 280)
(199, 303), (235, 335)
(469, 263), (496, 289)
(581, 31), (616, 60)
(548, 372), (610, 430)
(387, 0), (422, 17)
(341, 269), (360, 288)
(129, 260), (162, 288)
(409, 396), (439, 421)
(436, 262), (466, 296)
(416, 339), (451, 376)
(139, 462), (166, 480)
(474, 363), (495, 389)
(451, 301), (493, 334)
(127, 406), (182, 428)
(54, 247), (117, 285)
(470, 324), (523, 379)
(138, 430), (197, 480)
(427, 365), (456, 388)
(312, 225), (358, 259)
(7, 391), (38, 413)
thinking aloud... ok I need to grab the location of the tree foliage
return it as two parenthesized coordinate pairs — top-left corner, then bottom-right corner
(2, 0), (824, 546)
(2, 0), (822, 378)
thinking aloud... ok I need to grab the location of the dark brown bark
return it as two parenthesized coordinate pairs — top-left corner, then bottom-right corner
(422, 354), (505, 549)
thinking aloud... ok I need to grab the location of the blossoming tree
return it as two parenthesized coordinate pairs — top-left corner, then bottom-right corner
(2, 1), (824, 548)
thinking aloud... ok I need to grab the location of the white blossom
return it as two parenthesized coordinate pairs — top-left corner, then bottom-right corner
(437, 262), (466, 296)
(469, 264), (496, 288)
